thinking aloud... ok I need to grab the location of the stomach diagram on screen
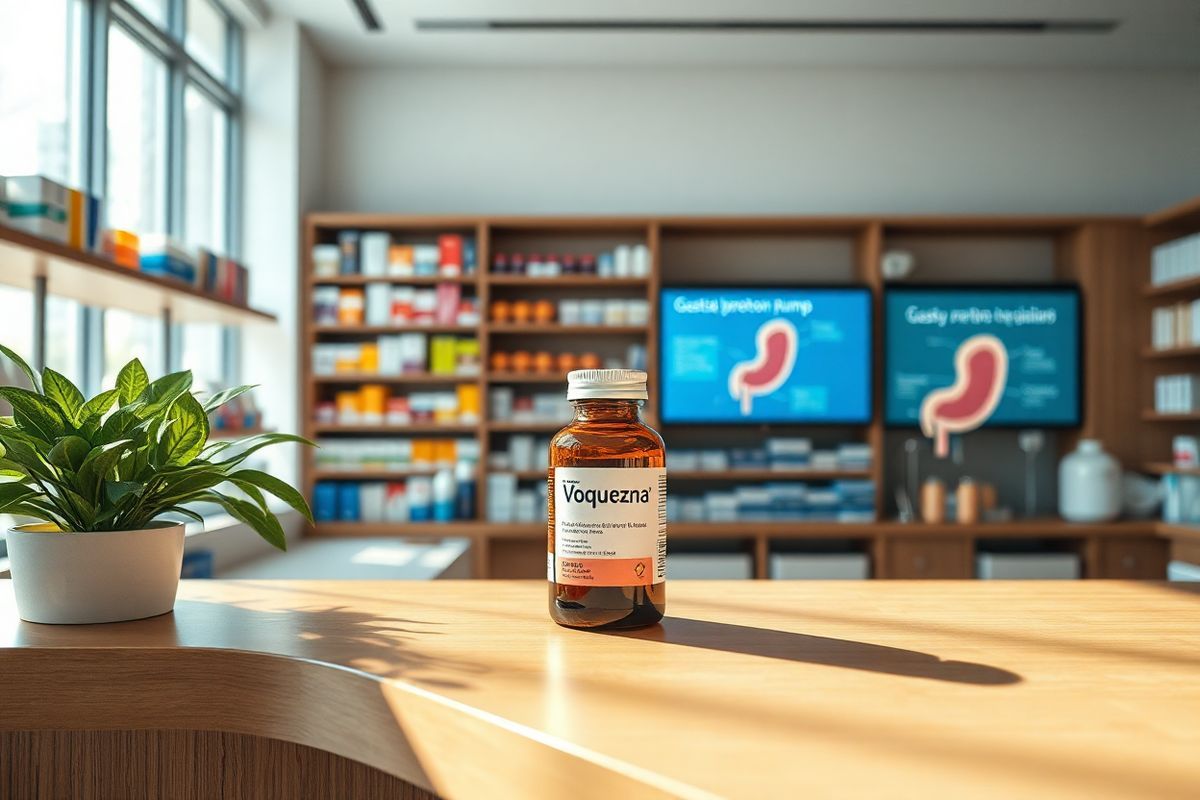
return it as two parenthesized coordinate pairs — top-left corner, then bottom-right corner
(920, 334), (1008, 457)
(728, 319), (798, 415)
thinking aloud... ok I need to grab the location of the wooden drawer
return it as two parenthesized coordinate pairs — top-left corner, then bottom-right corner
(884, 537), (972, 579)
(1093, 537), (1168, 579)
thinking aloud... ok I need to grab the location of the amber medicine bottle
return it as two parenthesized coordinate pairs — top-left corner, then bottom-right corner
(548, 369), (666, 629)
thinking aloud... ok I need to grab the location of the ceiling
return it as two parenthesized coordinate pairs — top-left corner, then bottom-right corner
(264, 0), (1200, 68)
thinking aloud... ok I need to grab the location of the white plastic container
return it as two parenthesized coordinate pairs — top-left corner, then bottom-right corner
(7, 522), (185, 624)
(1058, 439), (1122, 522)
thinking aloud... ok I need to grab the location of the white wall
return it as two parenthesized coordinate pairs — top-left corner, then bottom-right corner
(319, 66), (1200, 215)
(242, 17), (324, 487)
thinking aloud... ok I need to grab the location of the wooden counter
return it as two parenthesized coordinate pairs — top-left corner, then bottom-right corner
(2, 580), (1198, 799)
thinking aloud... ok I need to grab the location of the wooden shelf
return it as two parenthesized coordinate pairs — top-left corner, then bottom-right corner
(669, 469), (872, 481)
(313, 423), (478, 435)
(1142, 345), (1200, 359)
(486, 275), (648, 287)
(1142, 410), (1200, 422)
(314, 324), (476, 335)
(1145, 195), (1200, 231)
(312, 469), (440, 481)
(309, 273), (477, 286)
(489, 324), (646, 335)
(488, 420), (566, 433)
(0, 223), (275, 325)
(1142, 462), (1200, 476)
(313, 372), (477, 384)
(1142, 275), (1200, 298)
(486, 372), (569, 384)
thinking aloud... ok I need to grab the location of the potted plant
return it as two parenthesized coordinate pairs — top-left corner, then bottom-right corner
(0, 345), (313, 624)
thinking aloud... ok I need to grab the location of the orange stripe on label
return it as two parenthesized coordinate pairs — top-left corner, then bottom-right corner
(557, 557), (654, 587)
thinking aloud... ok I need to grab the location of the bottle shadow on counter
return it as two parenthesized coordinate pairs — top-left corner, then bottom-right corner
(599, 616), (1022, 685)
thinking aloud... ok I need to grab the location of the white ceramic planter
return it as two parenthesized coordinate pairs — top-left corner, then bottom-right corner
(6, 522), (185, 624)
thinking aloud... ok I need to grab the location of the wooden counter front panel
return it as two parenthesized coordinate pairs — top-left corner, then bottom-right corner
(1093, 536), (1169, 579)
(0, 730), (437, 800)
(883, 536), (973, 579)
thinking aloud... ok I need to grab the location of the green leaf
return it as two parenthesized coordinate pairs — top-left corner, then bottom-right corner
(116, 359), (149, 406)
(98, 406), (143, 443)
(105, 480), (143, 505)
(202, 492), (287, 551)
(159, 392), (208, 466)
(76, 440), (134, 502)
(0, 430), (55, 481)
(163, 505), (206, 525)
(135, 370), (193, 419)
(42, 368), (85, 424)
(0, 344), (40, 391)
(215, 432), (316, 469)
(79, 389), (119, 422)
(230, 468), (314, 523)
(201, 384), (258, 413)
(0, 481), (35, 513)
(0, 387), (66, 441)
(48, 435), (91, 472)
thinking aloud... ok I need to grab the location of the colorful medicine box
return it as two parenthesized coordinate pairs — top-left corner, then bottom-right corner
(5, 175), (69, 243)
(66, 188), (103, 252)
(140, 234), (198, 284)
(102, 229), (140, 269)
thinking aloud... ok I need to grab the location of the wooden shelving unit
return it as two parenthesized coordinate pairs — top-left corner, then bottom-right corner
(0, 223), (275, 325)
(312, 372), (474, 384)
(301, 211), (1180, 578)
(1139, 199), (1200, 468)
(1142, 462), (1200, 476)
(313, 324), (477, 335)
(1142, 345), (1200, 359)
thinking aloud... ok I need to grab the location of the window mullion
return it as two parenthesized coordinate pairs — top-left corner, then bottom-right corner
(167, 61), (186, 239)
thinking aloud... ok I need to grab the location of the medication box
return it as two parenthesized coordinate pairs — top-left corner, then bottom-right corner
(140, 234), (197, 284)
(5, 175), (69, 243)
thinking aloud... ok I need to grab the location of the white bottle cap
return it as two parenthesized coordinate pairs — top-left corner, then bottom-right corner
(567, 369), (648, 401)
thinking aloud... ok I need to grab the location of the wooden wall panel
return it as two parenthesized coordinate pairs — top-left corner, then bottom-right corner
(0, 730), (438, 800)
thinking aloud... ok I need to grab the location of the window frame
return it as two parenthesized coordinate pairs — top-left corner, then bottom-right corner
(18, 0), (244, 392)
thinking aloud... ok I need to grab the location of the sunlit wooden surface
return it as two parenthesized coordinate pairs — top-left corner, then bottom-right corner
(1, 581), (1198, 799)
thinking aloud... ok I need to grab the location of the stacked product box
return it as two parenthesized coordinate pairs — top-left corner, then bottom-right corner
(1155, 374), (1200, 413)
(311, 335), (480, 376)
(4, 176), (103, 250)
(1151, 232), (1200, 286)
(140, 235), (197, 283)
(666, 479), (875, 522)
(313, 284), (479, 327)
(1151, 301), (1200, 350)
(315, 384), (481, 426)
(322, 231), (476, 278)
(314, 437), (478, 473)
(313, 465), (477, 523)
(485, 472), (549, 523)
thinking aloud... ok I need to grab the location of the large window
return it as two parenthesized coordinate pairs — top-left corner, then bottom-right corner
(106, 23), (169, 235)
(1, 1), (243, 394)
(0, 0), (85, 186)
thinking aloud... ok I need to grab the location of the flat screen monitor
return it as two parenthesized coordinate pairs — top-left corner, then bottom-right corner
(884, 286), (1081, 428)
(659, 286), (873, 424)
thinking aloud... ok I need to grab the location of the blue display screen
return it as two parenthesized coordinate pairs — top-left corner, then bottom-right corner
(659, 287), (872, 424)
(884, 287), (1081, 427)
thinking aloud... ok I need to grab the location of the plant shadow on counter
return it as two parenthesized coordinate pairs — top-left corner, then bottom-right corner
(602, 617), (1021, 685)
(14, 593), (488, 691)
